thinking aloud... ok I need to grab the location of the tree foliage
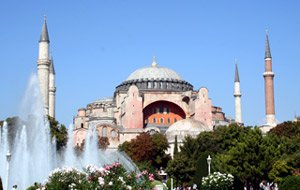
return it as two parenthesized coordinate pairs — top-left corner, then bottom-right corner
(171, 123), (300, 189)
(118, 132), (171, 170)
(48, 116), (67, 151)
(269, 121), (300, 138)
(98, 136), (110, 150)
(279, 175), (300, 190)
(174, 135), (178, 156)
(165, 154), (195, 187)
(269, 160), (292, 183)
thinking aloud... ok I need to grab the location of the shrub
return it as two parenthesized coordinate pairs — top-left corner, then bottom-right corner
(279, 175), (300, 190)
(46, 167), (88, 190)
(202, 172), (234, 190)
(29, 162), (156, 190)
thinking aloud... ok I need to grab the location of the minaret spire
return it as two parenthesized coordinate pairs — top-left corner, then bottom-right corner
(49, 56), (55, 75)
(261, 30), (276, 132)
(234, 61), (242, 124)
(265, 30), (271, 59)
(39, 15), (50, 43)
(234, 62), (240, 83)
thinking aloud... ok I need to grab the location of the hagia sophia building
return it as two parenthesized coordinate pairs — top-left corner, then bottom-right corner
(36, 18), (276, 151)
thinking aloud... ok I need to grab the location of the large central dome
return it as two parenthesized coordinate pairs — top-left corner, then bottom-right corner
(115, 57), (193, 93)
(126, 57), (182, 81)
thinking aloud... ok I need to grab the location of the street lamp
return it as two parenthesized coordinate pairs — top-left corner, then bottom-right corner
(6, 151), (11, 190)
(207, 155), (212, 176)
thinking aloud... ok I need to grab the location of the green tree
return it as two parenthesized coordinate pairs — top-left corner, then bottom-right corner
(269, 160), (292, 183)
(214, 127), (281, 189)
(151, 133), (171, 168)
(166, 154), (195, 187)
(48, 116), (67, 150)
(174, 135), (178, 156)
(279, 175), (300, 190)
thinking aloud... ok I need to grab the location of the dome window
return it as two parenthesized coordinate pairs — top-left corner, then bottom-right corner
(160, 118), (164, 124)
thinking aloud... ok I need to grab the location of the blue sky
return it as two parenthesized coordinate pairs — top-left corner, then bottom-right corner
(0, 1), (299, 126)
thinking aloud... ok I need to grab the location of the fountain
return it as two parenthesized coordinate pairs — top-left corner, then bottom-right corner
(0, 74), (138, 189)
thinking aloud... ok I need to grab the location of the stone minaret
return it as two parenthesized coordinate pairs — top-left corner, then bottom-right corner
(49, 57), (56, 118)
(234, 63), (242, 124)
(37, 16), (51, 115)
(263, 32), (276, 127)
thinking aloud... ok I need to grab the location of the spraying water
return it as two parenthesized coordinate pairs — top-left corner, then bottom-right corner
(0, 74), (57, 189)
(0, 74), (139, 189)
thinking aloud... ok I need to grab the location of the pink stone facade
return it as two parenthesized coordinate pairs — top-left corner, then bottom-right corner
(73, 64), (228, 148)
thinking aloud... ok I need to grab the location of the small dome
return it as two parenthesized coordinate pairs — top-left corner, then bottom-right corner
(126, 57), (182, 81)
(165, 118), (211, 142)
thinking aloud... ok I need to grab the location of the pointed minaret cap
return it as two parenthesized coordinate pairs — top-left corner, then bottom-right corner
(234, 62), (240, 82)
(50, 57), (55, 74)
(39, 15), (50, 43)
(265, 30), (271, 59)
(151, 55), (157, 67)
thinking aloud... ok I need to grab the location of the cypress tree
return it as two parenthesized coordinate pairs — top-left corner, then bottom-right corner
(174, 135), (178, 156)
(0, 176), (3, 190)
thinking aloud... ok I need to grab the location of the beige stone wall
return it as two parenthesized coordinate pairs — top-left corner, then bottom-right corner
(73, 128), (87, 146)
(74, 116), (88, 130)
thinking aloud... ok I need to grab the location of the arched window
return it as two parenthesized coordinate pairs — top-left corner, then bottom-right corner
(174, 118), (177, 123)
(167, 118), (171, 124)
(81, 123), (84, 128)
(111, 130), (117, 140)
(160, 118), (164, 124)
(159, 105), (163, 113)
(156, 107), (160, 113)
(102, 127), (108, 137)
(153, 118), (156, 123)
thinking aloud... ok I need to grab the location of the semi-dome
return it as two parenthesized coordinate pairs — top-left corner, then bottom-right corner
(165, 118), (211, 142)
(127, 61), (182, 81)
(115, 57), (193, 93)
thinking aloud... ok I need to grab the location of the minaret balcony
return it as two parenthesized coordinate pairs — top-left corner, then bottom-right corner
(263, 71), (275, 77)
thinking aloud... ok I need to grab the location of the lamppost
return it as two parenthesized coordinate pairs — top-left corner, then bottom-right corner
(6, 151), (11, 190)
(207, 155), (212, 176)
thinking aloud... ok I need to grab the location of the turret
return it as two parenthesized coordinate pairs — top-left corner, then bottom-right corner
(234, 63), (242, 124)
(49, 57), (56, 118)
(37, 16), (51, 115)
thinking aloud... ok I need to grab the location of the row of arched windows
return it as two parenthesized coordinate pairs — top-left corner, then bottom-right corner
(145, 117), (177, 124)
(101, 127), (118, 140)
(153, 106), (170, 114)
